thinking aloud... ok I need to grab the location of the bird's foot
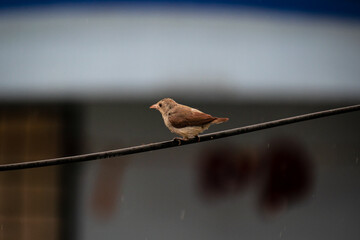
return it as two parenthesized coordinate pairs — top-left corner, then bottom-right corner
(173, 137), (184, 145)
(194, 135), (200, 142)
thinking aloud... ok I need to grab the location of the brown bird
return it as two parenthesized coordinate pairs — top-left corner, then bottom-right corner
(150, 98), (229, 140)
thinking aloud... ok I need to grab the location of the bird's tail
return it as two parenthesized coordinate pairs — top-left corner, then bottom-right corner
(212, 117), (229, 124)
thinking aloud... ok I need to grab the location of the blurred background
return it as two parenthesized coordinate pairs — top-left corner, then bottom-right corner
(0, 0), (360, 239)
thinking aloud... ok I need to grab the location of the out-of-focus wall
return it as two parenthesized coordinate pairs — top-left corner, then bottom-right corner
(0, 1), (360, 239)
(0, 104), (83, 240)
(77, 100), (360, 240)
(0, 106), (63, 240)
(1, 5), (360, 101)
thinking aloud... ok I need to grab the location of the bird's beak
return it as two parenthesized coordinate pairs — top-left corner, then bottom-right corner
(150, 104), (158, 109)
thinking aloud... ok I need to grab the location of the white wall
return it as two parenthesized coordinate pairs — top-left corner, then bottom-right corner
(1, 6), (360, 100)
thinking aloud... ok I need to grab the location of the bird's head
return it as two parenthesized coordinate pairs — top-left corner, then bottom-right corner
(150, 98), (177, 115)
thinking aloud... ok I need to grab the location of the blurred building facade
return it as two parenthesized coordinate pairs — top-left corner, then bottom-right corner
(0, 104), (83, 240)
(0, 0), (360, 239)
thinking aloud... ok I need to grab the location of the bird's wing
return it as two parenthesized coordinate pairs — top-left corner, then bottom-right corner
(168, 106), (216, 128)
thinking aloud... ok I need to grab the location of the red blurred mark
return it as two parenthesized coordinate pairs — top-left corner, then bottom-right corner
(259, 137), (313, 214)
(91, 158), (128, 220)
(198, 136), (313, 215)
(198, 145), (258, 198)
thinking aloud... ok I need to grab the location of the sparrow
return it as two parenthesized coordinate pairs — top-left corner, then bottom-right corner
(150, 98), (229, 140)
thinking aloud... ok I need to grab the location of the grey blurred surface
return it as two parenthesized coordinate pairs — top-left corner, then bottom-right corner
(77, 100), (360, 240)
(1, 3), (360, 240)
(1, 8), (360, 100)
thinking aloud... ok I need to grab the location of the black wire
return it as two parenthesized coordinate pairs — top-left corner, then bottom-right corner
(0, 104), (359, 171)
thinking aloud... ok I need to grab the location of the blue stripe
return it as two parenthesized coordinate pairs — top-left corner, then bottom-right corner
(0, 0), (359, 19)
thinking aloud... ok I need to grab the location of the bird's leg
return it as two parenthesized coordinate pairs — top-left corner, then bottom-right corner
(173, 137), (183, 145)
(194, 135), (200, 142)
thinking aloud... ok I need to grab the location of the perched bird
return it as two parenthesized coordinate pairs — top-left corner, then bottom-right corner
(150, 98), (229, 140)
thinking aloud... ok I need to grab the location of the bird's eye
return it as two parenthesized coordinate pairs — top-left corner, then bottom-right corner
(159, 103), (162, 107)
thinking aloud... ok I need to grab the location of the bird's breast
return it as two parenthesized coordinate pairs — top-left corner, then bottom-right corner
(161, 114), (172, 128)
